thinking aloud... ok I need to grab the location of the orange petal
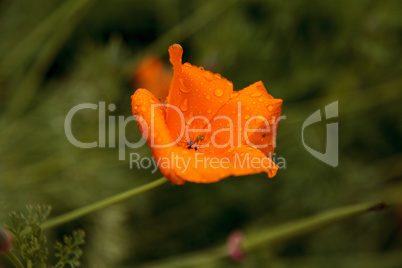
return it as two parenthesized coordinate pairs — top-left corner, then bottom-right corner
(134, 56), (172, 101)
(131, 88), (278, 184)
(165, 44), (234, 147)
(199, 81), (283, 156)
(174, 145), (278, 183)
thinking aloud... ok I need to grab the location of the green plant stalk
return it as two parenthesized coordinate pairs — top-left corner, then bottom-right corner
(242, 202), (385, 251)
(41, 177), (168, 230)
(5, 251), (24, 268)
(142, 202), (386, 268)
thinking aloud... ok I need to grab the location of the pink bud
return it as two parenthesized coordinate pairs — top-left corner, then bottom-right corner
(227, 230), (245, 262)
(0, 228), (12, 253)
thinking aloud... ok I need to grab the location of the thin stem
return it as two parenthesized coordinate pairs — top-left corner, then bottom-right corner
(5, 251), (24, 268)
(41, 177), (168, 230)
(140, 202), (386, 268)
(242, 202), (384, 251)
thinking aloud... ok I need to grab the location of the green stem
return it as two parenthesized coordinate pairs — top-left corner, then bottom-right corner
(242, 202), (385, 251)
(141, 202), (386, 268)
(5, 251), (24, 268)
(41, 177), (168, 230)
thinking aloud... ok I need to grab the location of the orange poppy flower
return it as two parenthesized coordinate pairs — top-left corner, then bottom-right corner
(133, 56), (172, 101)
(131, 44), (282, 185)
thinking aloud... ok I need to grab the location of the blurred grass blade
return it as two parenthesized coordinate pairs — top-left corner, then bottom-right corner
(0, 0), (93, 80)
(3, 0), (95, 120)
(125, 0), (240, 74)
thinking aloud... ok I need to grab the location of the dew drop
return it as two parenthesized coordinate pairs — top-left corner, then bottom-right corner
(140, 106), (147, 112)
(256, 83), (265, 91)
(214, 89), (224, 97)
(214, 73), (221, 79)
(184, 62), (192, 67)
(268, 105), (273, 111)
(157, 137), (162, 142)
(149, 99), (155, 104)
(245, 107), (250, 111)
(199, 66), (204, 70)
(258, 98), (263, 102)
(231, 92), (239, 98)
(179, 78), (191, 93)
(133, 105), (138, 110)
(206, 94), (211, 100)
(180, 99), (189, 112)
(244, 115), (250, 120)
(251, 92), (262, 97)
(207, 108), (212, 114)
(231, 110), (236, 115)
(202, 72), (214, 81)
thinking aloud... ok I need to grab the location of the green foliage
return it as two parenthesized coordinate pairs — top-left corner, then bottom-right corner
(53, 230), (86, 268)
(5, 206), (85, 267)
(6, 205), (51, 266)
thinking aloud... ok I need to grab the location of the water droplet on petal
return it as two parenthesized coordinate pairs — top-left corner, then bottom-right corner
(149, 99), (155, 104)
(231, 92), (239, 98)
(231, 110), (236, 115)
(206, 94), (211, 100)
(184, 62), (192, 67)
(202, 72), (214, 81)
(251, 92), (262, 97)
(180, 99), (189, 112)
(245, 107), (250, 111)
(179, 78), (191, 93)
(214, 73), (221, 79)
(268, 106), (273, 111)
(140, 106), (147, 112)
(258, 98), (263, 102)
(199, 66), (204, 70)
(214, 89), (224, 97)
(244, 115), (250, 120)
(134, 105), (138, 110)
(207, 108), (212, 114)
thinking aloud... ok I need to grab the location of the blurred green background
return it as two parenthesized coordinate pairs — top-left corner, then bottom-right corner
(1, 0), (401, 267)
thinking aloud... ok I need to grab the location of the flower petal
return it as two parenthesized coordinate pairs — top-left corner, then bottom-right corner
(166, 44), (234, 147)
(134, 56), (171, 101)
(179, 145), (278, 183)
(199, 81), (283, 156)
(131, 88), (278, 184)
